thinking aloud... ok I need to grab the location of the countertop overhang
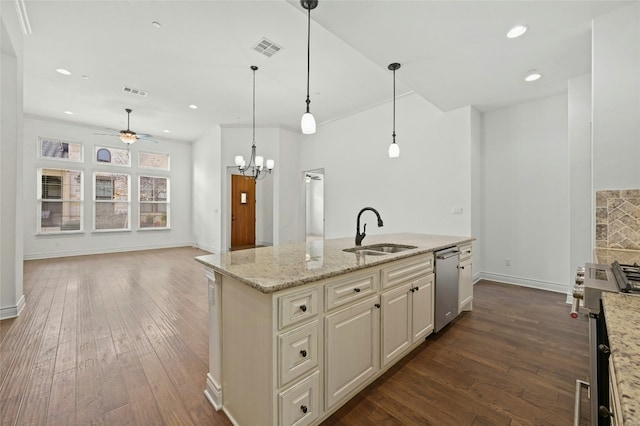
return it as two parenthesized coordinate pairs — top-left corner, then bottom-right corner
(195, 233), (474, 293)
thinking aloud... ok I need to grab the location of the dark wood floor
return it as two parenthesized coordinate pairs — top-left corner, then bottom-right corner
(0, 247), (590, 425)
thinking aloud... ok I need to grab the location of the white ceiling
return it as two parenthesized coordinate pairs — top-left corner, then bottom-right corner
(19, 0), (632, 143)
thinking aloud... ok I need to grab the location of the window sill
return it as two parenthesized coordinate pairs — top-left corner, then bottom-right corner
(36, 231), (84, 236)
(138, 227), (171, 231)
(92, 229), (132, 234)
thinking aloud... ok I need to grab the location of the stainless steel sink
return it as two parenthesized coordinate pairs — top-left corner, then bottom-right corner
(343, 244), (417, 255)
(365, 244), (417, 253)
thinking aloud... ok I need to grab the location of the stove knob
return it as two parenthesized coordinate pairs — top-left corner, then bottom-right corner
(598, 344), (611, 355)
(598, 406), (612, 418)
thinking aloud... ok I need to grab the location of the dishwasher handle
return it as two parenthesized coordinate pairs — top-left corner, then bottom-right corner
(436, 251), (460, 260)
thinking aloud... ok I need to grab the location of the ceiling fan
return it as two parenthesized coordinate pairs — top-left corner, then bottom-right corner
(94, 108), (157, 145)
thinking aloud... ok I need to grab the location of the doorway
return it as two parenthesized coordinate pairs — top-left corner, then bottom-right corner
(304, 170), (324, 242)
(230, 174), (256, 250)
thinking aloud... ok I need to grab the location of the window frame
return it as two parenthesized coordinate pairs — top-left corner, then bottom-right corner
(138, 175), (170, 230)
(93, 145), (132, 167)
(138, 151), (171, 171)
(92, 172), (131, 232)
(38, 137), (84, 162)
(36, 167), (84, 234)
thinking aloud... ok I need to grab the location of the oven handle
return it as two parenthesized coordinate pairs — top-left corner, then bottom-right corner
(573, 379), (590, 426)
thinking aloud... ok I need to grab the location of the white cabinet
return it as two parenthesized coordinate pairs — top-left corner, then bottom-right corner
(279, 371), (320, 426)
(458, 243), (473, 312)
(381, 274), (434, 368)
(325, 295), (380, 409)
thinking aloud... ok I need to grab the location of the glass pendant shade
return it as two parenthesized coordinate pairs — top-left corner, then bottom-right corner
(255, 156), (264, 169)
(388, 142), (400, 158)
(301, 112), (316, 134)
(266, 159), (275, 170)
(120, 133), (137, 144)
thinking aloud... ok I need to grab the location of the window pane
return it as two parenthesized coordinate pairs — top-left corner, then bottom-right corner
(94, 146), (131, 167)
(140, 203), (168, 228)
(95, 202), (130, 230)
(38, 168), (84, 233)
(139, 151), (170, 170)
(39, 138), (83, 161)
(95, 173), (129, 201)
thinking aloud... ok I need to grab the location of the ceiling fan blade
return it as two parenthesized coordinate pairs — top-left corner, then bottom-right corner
(137, 133), (154, 139)
(93, 132), (120, 136)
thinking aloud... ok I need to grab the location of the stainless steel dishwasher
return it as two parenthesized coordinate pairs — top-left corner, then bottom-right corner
(434, 247), (460, 332)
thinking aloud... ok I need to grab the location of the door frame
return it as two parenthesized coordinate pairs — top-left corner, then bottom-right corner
(303, 168), (325, 241)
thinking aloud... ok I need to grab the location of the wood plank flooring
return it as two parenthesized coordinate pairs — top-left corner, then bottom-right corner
(0, 247), (590, 425)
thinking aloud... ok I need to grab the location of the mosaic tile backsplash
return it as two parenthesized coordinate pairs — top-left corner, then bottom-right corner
(596, 189), (640, 250)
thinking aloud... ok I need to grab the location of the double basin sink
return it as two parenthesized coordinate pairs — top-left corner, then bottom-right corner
(343, 243), (417, 256)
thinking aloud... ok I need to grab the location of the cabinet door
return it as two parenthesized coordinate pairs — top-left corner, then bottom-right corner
(411, 274), (434, 344)
(458, 258), (473, 312)
(325, 295), (379, 410)
(381, 283), (411, 368)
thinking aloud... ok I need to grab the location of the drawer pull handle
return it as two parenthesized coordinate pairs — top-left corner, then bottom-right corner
(300, 349), (307, 357)
(414, 286), (419, 292)
(354, 288), (361, 293)
(459, 266), (465, 270)
(410, 288), (415, 293)
(300, 405), (308, 414)
(375, 303), (381, 309)
(299, 304), (307, 312)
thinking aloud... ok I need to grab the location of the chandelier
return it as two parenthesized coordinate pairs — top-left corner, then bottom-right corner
(234, 65), (274, 180)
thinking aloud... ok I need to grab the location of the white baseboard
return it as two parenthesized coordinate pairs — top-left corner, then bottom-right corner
(204, 373), (223, 410)
(24, 241), (196, 260)
(475, 271), (569, 294)
(195, 243), (218, 254)
(0, 294), (26, 320)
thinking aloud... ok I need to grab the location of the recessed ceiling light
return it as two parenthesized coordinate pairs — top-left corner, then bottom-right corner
(189, 104), (198, 110)
(507, 25), (528, 39)
(56, 68), (72, 76)
(152, 21), (161, 28)
(63, 110), (74, 115)
(524, 70), (542, 82)
(162, 129), (171, 133)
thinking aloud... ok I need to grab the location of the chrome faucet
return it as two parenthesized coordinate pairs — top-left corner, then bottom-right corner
(355, 207), (384, 246)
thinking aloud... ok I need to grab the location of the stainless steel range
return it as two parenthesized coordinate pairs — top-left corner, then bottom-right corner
(574, 261), (640, 426)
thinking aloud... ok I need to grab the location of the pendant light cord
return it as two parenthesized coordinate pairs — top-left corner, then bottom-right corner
(305, 6), (311, 113)
(392, 68), (396, 143)
(252, 67), (256, 147)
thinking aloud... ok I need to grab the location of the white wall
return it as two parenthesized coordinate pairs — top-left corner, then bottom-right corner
(470, 107), (483, 279)
(1, 9), (25, 319)
(481, 95), (570, 293)
(22, 116), (193, 259)
(592, 2), (640, 191)
(568, 74), (592, 280)
(193, 126), (222, 252)
(274, 128), (302, 246)
(299, 93), (472, 242)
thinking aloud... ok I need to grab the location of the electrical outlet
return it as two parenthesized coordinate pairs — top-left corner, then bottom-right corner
(452, 207), (463, 215)
(505, 258), (511, 266)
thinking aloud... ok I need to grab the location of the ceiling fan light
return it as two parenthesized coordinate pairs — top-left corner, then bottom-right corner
(388, 142), (400, 158)
(301, 112), (316, 134)
(120, 133), (137, 144)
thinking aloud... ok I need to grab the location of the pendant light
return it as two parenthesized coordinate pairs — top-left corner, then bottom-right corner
(234, 66), (274, 180)
(388, 62), (401, 158)
(300, 0), (318, 135)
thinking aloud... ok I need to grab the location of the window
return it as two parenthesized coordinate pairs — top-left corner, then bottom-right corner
(94, 172), (130, 231)
(139, 151), (170, 171)
(37, 168), (83, 233)
(94, 146), (131, 167)
(39, 137), (83, 162)
(139, 176), (169, 228)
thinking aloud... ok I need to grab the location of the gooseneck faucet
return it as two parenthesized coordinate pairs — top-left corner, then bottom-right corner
(355, 207), (384, 246)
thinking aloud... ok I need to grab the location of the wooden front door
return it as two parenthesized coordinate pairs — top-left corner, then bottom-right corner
(231, 174), (256, 249)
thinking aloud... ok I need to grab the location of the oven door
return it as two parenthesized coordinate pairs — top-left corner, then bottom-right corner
(589, 303), (611, 426)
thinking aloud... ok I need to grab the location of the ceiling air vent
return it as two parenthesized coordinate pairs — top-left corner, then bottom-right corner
(122, 86), (149, 97)
(253, 38), (283, 58)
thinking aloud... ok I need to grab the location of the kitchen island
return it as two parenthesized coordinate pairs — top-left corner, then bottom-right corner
(195, 233), (474, 426)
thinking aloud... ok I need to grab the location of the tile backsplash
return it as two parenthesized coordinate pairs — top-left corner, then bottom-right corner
(596, 189), (640, 250)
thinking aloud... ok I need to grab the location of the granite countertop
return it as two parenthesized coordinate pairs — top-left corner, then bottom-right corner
(195, 233), (473, 293)
(602, 292), (640, 424)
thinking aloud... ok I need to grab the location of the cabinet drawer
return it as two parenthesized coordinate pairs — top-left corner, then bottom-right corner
(325, 270), (378, 311)
(381, 254), (433, 289)
(459, 243), (473, 261)
(278, 321), (319, 387)
(279, 288), (318, 330)
(279, 371), (320, 426)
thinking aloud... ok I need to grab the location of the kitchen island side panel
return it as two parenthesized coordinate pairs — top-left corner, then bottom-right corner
(221, 275), (274, 425)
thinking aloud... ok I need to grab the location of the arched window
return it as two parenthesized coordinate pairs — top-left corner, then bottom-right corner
(96, 148), (111, 163)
